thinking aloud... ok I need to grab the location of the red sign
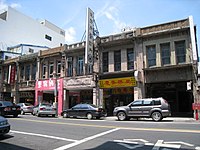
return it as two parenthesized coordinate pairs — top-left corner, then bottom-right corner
(35, 78), (62, 90)
(9, 65), (16, 85)
(192, 103), (200, 110)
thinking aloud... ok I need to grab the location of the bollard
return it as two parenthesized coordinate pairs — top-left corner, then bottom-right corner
(195, 110), (199, 120)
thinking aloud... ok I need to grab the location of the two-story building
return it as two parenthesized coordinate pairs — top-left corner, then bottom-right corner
(0, 16), (198, 117)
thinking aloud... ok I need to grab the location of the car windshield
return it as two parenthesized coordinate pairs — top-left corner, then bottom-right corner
(24, 103), (33, 106)
(89, 104), (98, 108)
(2, 101), (13, 106)
(41, 104), (52, 107)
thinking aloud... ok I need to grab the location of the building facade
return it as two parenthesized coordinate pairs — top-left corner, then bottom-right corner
(0, 17), (199, 117)
(0, 6), (65, 52)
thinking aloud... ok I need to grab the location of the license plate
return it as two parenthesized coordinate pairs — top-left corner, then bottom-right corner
(12, 108), (16, 110)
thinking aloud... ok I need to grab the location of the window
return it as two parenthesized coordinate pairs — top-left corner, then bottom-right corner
(20, 66), (24, 81)
(45, 34), (52, 41)
(114, 50), (121, 71)
(153, 100), (161, 105)
(29, 48), (34, 53)
(42, 63), (47, 79)
(147, 45), (156, 67)
(161, 43), (170, 65)
(127, 48), (134, 70)
(49, 62), (54, 78)
(67, 57), (73, 77)
(143, 100), (153, 106)
(102, 52), (108, 72)
(175, 41), (186, 64)
(57, 61), (61, 76)
(25, 65), (30, 80)
(131, 100), (142, 106)
(31, 63), (36, 80)
(77, 56), (83, 76)
(88, 64), (93, 74)
(0, 11), (7, 21)
(3, 67), (8, 82)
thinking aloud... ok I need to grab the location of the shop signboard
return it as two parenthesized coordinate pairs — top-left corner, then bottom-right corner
(85, 7), (94, 65)
(35, 79), (62, 90)
(99, 77), (137, 89)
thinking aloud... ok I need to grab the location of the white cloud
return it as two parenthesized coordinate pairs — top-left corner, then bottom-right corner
(65, 27), (76, 44)
(0, 0), (21, 9)
(96, 1), (128, 33)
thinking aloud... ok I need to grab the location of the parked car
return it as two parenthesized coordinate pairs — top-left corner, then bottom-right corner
(113, 97), (171, 121)
(17, 103), (34, 115)
(32, 103), (56, 117)
(61, 104), (106, 119)
(0, 101), (21, 117)
(0, 116), (10, 136)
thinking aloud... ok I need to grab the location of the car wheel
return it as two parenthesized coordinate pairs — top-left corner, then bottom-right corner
(87, 113), (93, 120)
(21, 110), (25, 115)
(117, 111), (127, 121)
(36, 112), (40, 117)
(13, 114), (18, 118)
(151, 111), (162, 121)
(63, 112), (68, 118)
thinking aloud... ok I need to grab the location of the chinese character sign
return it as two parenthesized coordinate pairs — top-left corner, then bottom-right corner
(85, 7), (94, 65)
(99, 77), (137, 89)
(35, 79), (62, 90)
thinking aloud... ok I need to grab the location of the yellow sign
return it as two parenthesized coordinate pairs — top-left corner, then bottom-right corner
(99, 77), (136, 89)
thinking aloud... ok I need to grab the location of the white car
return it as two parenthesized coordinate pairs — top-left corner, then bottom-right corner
(32, 103), (56, 117)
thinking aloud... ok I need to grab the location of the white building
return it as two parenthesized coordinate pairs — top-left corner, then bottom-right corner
(0, 6), (65, 52)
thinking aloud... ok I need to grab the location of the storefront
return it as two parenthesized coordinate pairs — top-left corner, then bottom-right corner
(64, 76), (95, 109)
(35, 78), (63, 115)
(99, 76), (137, 116)
(19, 91), (35, 105)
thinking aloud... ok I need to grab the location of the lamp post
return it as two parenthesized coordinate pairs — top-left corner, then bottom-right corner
(54, 73), (58, 117)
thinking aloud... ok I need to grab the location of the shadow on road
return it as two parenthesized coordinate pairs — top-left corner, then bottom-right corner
(0, 134), (33, 150)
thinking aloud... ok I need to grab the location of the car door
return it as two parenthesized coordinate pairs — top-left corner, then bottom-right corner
(69, 104), (81, 117)
(141, 100), (153, 117)
(78, 104), (89, 117)
(128, 100), (143, 117)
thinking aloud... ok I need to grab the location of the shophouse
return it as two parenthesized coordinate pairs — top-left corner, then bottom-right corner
(0, 16), (198, 117)
(98, 17), (198, 117)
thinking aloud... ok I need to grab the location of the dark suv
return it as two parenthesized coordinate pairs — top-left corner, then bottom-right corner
(113, 98), (171, 121)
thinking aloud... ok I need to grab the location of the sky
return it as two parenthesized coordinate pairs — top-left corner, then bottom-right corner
(1, 0), (200, 51)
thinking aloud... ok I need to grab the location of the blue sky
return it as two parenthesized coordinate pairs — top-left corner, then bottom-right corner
(1, 0), (200, 51)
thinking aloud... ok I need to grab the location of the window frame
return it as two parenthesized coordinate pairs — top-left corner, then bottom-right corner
(127, 48), (134, 70)
(160, 43), (171, 65)
(147, 45), (156, 67)
(114, 50), (121, 71)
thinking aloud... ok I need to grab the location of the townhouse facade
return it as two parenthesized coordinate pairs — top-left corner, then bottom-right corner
(0, 17), (199, 117)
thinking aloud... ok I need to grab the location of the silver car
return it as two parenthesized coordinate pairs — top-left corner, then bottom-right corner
(32, 103), (56, 117)
(113, 97), (171, 121)
(0, 116), (10, 136)
(17, 103), (34, 115)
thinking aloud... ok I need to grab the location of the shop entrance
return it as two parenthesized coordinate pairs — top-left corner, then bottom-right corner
(103, 88), (134, 116)
(146, 82), (193, 117)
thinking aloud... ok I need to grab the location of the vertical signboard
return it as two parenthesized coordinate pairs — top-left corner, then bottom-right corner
(85, 7), (94, 65)
(189, 16), (197, 61)
(8, 65), (16, 85)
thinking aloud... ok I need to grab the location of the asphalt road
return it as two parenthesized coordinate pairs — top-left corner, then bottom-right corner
(0, 115), (200, 150)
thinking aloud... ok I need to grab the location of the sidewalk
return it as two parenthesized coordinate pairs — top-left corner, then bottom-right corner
(104, 116), (200, 122)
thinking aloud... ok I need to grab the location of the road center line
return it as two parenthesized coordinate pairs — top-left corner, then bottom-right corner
(54, 128), (120, 150)
(10, 130), (77, 142)
(10, 118), (200, 134)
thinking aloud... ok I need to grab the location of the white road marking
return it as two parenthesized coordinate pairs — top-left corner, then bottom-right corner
(152, 140), (181, 150)
(10, 130), (77, 142)
(54, 128), (120, 150)
(124, 139), (149, 143)
(164, 141), (194, 147)
(196, 147), (200, 150)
